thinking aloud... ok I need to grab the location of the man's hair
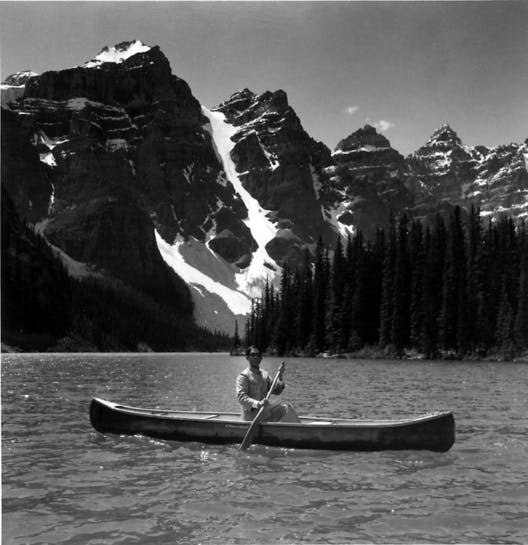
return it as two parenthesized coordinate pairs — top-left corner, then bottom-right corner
(245, 345), (261, 357)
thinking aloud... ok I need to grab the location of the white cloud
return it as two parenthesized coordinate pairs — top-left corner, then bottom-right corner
(372, 119), (395, 132)
(345, 105), (359, 115)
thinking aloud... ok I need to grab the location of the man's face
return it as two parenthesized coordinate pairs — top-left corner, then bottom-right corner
(247, 349), (262, 368)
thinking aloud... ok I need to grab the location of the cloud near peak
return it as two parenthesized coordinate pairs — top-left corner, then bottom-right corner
(345, 105), (359, 115)
(371, 119), (395, 132)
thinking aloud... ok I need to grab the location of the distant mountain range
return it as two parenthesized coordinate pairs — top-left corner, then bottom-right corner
(2, 40), (527, 347)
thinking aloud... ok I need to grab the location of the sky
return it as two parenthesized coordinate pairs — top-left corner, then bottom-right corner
(1, 1), (527, 155)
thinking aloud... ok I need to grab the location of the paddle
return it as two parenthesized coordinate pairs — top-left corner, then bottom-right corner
(239, 361), (285, 451)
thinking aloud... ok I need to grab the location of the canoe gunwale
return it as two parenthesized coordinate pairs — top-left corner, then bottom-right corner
(91, 397), (454, 431)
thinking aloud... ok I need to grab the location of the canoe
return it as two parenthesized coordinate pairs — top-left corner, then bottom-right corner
(89, 398), (455, 452)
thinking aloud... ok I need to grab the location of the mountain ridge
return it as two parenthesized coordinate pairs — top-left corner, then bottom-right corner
(2, 40), (527, 343)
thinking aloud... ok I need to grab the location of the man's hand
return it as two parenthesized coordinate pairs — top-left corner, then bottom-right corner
(257, 399), (270, 409)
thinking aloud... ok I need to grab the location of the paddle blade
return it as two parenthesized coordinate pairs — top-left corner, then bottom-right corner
(239, 407), (266, 450)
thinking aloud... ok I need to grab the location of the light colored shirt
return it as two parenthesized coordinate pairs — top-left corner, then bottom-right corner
(236, 367), (284, 418)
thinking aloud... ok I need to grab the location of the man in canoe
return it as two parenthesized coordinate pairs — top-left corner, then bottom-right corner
(236, 346), (300, 423)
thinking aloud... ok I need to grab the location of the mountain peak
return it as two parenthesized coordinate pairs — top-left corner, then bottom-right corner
(427, 124), (462, 147)
(335, 124), (391, 153)
(84, 39), (151, 68)
(231, 88), (257, 100)
(214, 88), (259, 116)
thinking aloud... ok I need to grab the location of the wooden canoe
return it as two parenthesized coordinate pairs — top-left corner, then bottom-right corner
(89, 398), (455, 452)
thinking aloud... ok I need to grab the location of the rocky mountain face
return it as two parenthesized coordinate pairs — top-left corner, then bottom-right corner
(406, 124), (528, 221)
(2, 40), (527, 339)
(2, 41), (248, 329)
(325, 124), (413, 239)
(215, 88), (336, 265)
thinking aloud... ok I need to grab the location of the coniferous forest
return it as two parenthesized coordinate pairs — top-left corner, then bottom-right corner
(243, 207), (528, 360)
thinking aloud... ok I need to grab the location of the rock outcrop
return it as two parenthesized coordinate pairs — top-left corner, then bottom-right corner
(215, 88), (336, 266)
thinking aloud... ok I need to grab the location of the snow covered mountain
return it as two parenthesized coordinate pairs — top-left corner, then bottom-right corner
(0, 41), (340, 333)
(407, 124), (528, 221)
(2, 40), (527, 337)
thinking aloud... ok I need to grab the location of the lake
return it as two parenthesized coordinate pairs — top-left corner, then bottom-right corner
(2, 353), (527, 544)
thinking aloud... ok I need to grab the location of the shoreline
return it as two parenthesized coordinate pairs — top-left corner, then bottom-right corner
(2, 343), (527, 363)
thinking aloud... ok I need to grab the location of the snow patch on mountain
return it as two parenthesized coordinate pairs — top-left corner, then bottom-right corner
(84, 40), (151, 68)
(39, 152), (57, 167)
(66, 97), (107, 110)
(2, 71), (38, 86)
(202, 106), (280, 296)
(258, 137), (280, 170)
(155, 231), (251, 315)
(324, 201), (356, 238)
(332, 145), (390, 157)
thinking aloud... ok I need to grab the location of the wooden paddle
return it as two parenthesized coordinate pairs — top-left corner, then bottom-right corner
(239, 362), (285, 451)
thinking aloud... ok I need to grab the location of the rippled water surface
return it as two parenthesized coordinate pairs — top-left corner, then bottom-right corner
(2, 353), (528, 544)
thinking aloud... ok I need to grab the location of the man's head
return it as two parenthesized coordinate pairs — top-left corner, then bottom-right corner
(246, 346), (262, 368)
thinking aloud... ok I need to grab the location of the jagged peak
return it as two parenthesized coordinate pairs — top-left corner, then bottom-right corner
(427, 123), (462, 146)
(84, 39), (152, 68)
(254, 89), (289, 111)
(361, 124), (378, 133)
(335, 124), (391, 153)
(215, 88), (257, 111)
(2, 71), (38, 86)
(230, 88), (257, 100)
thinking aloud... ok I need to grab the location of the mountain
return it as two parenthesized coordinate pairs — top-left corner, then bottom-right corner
(326, 124), (413, 238)
(407, 124), (528, 221)
(2, 40), (527, 347)
(214, 88), (336, 264)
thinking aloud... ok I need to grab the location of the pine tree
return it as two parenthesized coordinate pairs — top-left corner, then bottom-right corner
(391, 213), (411, 355)
(233, 319), (241, 349)
(326, 235), (346, 352)
(514, 224), (528, 350)
(295, 250), (313, 350)
(439, 207), (466, 353)
(409, 220), (425, 350)
(308, 237), (329, 354)
(273, 265), (295, 355)
(379, 215), (396, 348)
(420, 226), (439, 358)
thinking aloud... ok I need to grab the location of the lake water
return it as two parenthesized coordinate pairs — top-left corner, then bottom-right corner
(2, 353), (527, 544)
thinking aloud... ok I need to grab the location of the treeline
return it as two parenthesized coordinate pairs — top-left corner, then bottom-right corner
(244, 207), (528, 359)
